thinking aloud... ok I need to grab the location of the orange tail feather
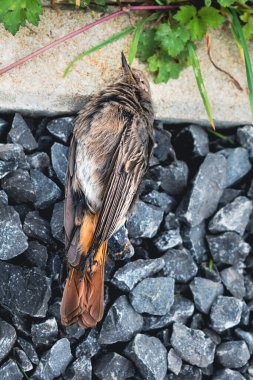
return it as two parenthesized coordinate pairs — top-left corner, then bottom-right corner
(60, 213), (107, 328)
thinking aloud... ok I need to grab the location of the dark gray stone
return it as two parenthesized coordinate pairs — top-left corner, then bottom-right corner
(240, 301), (250, 326)
(181, 222), (207, 263)
(153, 230), (182, 252)
(0, 262), (51, 317)
(94, 352), (135, 380)
(24, 211), (53, 244)
(31, 169), (61, 209)
(8, 113), (38, 152)
(0, 191), (8, 206)
(244, 274), (253, 301)
(219, 188), (243, 207)
(64, 324), (86, 341)
(50, 201), (64, 242)
(208, 196), (253, 236)
(235, 329), (253, 354)
(142, 190), (176, 213)
(171, 323), (216, 368)
(0, 143), (28, 179)
(28, 152), (50, 171)
(51, 143), (68, 185)
(167, 348), (182, 375)
(248, 179), (253, 198)
(154, 126), (175, 162)
(112, 258), (165, 292)
(17, 338), (39, 365)
(164, 213), (179, 230)
(75, 329), (100, 359)
(143, 296), (194, 331)
(11, 314), (30, 339)
(210, 296), (243, 332)
(130, 277), (175, 315)
(220, 267), (245, 299)
(99, 295), (143, 344)
(124, 334), (167, 380)
(0, 319), (16, 364)
(31, 318), (58, 347)
(31, 338), (72, 380)
(64, 356), (92, 380)
(108, 225), (134, 261)
(237, 125), (253, 160)
(220, 147), (251, 187)
(13, 348), (33, 372)
(47, 117), (74, 143)
(159, 161), (189, 196)
(0, 359), (22, 380)
(190, 277), (224, 314)
(126, 200), (164, 238)
(0, 206), (28, 260)
(174, 124), (209, 158)
(162, 248), (198, 283)
(207, 232), (250, 265)
(178, 153), (227, 227)
(2, 169), (36, 204)
(23, 240), (48, 269)
(167, 365), (202, 380)
(216, 340), (250, 369)
(213, 369), (246, 380)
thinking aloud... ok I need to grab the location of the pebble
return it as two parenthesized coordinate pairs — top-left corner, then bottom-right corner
(1, 169), (36, 204)
(167, 364), (202, 379)
(126, 200), (164, 238)
(0, 143), (28, 178)
(27, 152), (50, 171)
(158, 160), (189, 196)
(208, 196), (253, 236)
(0, 262), (51, 317)
(23, 240), (48, 269)
(190, 277), (224, 314)
(124, 333), (167, 380)
(46, 117), (74, 143)
(50, 201), (64, 243)
(64, 356), (92, 380)
(153, 229), (182, 252)
(181, 222), (207, 263)
(130, 276), (175, 315)
(51, 142), (68, 185)
(99, 295), (143, 344)
(8, 113), (38, 152)
(17, 338), (39, 365)
(174, 124), (209, 159)
(154, 126), (175, 162)
(162, 248), (198, 283)
(143, 296), (194, 331)
(23, 211), (53, 244)
(220, 267), (245, 299)
(0, 359), (22, 380)
(112, 258), (165, 292)
(219, 188), (242, 207)
(221, 147), (251, 187)
(13, 347), (33, 372)
(0, 319), (17, 363)
(167, 348), (182, 375)
(213, 369), (247, 380)
(210, 296), (243, 332)
(75, 329), (100, 359)
(178, 153), (227, 227)
(216, 340), (250, 368)
(142, 190), (176, 213)
(235, 328), (253, 354)
(0, 190), (8, 206)
(107, 225), (134, 260)
(0, 205), (28, 260)
(171, 323), (216, 368)
(207, 232), (250, 265)
(31, 318), (58, 347)
(94, 352), (135, 380)
(237, 125), (253, 160)
(31, 169), (61, 209)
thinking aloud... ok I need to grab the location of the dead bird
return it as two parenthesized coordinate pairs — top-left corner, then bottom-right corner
(60, 52), (154, 328)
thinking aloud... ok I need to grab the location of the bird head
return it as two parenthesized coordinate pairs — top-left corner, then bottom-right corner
(121, 52), (151, 94)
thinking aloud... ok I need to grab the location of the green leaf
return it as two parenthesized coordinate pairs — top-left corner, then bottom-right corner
(218, 0), (247, 6)
(230, 8), (253, 122)
(205, 0), (212, 6)
(188, 17), (206, 41)
(188, 43), (215, 129)
(64, 26), (134, 77)
(0, 0), (42, 35)
(137, 29), (157, 62)
(174, 6), (197, 24)
(243, 22), (253, 40)
(155, 23), (190, 57)
(199, 7), (225, 28)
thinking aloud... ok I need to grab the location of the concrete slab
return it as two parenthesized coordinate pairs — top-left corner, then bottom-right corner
(0, 8), (252, 125)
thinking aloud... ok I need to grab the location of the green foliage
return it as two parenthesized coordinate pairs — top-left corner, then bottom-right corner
(0, 0), (42, 35)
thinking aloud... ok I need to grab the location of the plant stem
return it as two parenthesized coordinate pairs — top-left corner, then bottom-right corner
(0, 5), (177, 76)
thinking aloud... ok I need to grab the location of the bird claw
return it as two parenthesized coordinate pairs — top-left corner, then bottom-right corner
(76, 250), (96, 283)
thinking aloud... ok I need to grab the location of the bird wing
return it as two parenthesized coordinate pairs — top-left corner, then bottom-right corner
(90, 115), (153, 252)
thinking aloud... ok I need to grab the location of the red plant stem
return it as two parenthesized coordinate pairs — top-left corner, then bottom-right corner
(0, 5), (175, 76)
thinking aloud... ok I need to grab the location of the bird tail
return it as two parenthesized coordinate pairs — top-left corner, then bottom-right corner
(60, 213), (107, 328)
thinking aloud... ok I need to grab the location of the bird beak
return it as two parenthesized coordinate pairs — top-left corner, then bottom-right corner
(121, 52), (131, 74)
